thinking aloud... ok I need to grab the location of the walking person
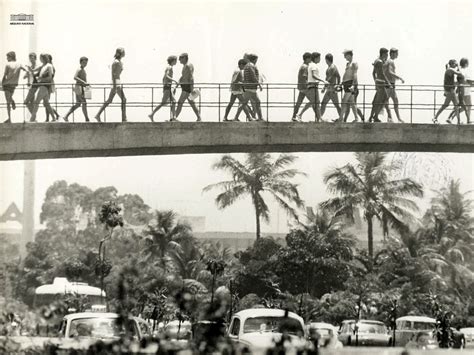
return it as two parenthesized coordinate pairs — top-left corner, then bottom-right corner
(95, 47), (127, 122)
(383, 48), (405, 122)
(64, 57), (90, 122)
(23, 53), (39, 115)
(433, 59), (463, 124)
(2, 51), (26, 123)
(320, 53), (342, 118)
(299, 53), (337, 120)
(45, 54), (62, 122)
(29, 54), (58, 122)
(241, 53), (264, 121)
(447, 58), (473, 123)
(291, 52), (311, 122)
(223, 58), (253, 121)
(149, 55), (178, 122)
(304, 52), (327, 122)
(368, 48), (392, 122)
(336, 49), (361, 122)
(175, 53), (201, 122)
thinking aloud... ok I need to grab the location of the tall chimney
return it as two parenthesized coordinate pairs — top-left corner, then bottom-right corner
(20, 161), (35, 257)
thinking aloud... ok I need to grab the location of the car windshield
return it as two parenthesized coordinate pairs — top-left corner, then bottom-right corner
(357, 323), (387, 334)
(69, 318), (137, 338)
(312, 328), (331, 335)
(243, 316), (304, 336)
(165, 323), (192, 339)
(413, 322), (435, 330)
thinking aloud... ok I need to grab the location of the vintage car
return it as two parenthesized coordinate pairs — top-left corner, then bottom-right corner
(338, 319), (391, 346)
(306, 322), (342, 347)
(394, 315), (436, 346)
(227, 308), (307, 354)
(460, 327), (474, 348)
(53, 312), (150, 349)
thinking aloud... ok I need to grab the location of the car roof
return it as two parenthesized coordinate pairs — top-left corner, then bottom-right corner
(308, 322), (336, 329)
(396, 316), (436, 323)
(233, 308), (303, 323)
(63, 312), (119, 320)
(341, 320), (386, 325)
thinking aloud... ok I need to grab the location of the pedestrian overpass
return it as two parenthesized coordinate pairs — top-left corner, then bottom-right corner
(1, 122), (473, 161)
(1, 82), (473, 160)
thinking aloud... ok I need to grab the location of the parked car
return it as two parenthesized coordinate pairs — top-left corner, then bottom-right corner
(394, 315), (436, 347)
(227, 308), (307, 354)
(307, 322), (342, 348)
(460, 327), (474, 348)
(163, 320), (192, 341)
(53, 312), (150, 350)
(338, 319), (391, 346)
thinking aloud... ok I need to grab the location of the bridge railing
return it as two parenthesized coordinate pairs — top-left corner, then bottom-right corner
(0, 82), (466, 124)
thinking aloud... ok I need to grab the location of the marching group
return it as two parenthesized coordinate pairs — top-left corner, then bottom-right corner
(1, 47), (473, 124)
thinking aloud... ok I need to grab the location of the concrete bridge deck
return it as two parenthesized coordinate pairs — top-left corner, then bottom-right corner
(0, 122), (473, 161)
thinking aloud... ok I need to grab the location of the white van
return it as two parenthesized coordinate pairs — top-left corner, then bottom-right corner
(395, 316), (436, 346)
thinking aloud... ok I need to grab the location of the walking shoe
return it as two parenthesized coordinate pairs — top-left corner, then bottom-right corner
(95, 116), (101, 123)
(122, 118), (128, 122)
(291, 117), (299, 122)
(196, 118), (202, 122)
(352, 119), (360, 123)
(3, 119), (11, 123)
(85, 118), (90, 122)
(223, 118), (231, 122)
(11, 101), (16, 110)
(432, 117), (439, 124)
(373, 117), (382, 123)
(296, 114), (302, 121)
(397, 118), (405, 123)
(63, 116), (69, 122)
(234, 118), (241, 122)
(148, 114), (154, 122)
(170, 118), (179, 122)
(332, 119), (341, 123)
(446, 119), (452, 124)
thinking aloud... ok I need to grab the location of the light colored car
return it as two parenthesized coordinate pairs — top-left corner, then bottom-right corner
(163, 320), (192, 341)
(54, 312), (150, 349)
(307, 322), (342, 348)
(227, 308), (307, 354)
(395, 315), (436, 347)
(338, 319), (391, 346)
(460, 327), (474, 348)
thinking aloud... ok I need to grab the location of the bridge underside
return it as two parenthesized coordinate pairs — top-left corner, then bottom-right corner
(0, 122), (473, 161)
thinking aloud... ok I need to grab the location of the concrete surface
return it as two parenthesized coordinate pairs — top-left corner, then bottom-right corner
(1, 122), (473, 161)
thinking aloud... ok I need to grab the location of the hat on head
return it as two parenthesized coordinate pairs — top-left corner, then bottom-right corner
(179, 53), (188, 58)
(390, 47), (398, 52)
(342, 49), (353, 54)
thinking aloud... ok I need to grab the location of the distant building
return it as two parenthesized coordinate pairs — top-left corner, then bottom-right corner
(194, 231), (286, 251)
(0, 202), (23, 243)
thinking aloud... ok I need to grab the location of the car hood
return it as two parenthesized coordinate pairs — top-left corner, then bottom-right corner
(239, 332), (306, 349)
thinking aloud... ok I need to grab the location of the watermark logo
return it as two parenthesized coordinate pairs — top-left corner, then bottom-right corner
(10, 13), (34, 25)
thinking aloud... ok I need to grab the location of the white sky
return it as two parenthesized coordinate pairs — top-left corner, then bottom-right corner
(0, 0), (473, 233)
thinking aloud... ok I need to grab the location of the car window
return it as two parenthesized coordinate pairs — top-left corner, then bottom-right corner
(413, 322), (435, 331)
(230, 319), (240, 336)
(69, 317), (138, 338)
(243, 316), (304, 336)
(358, 323), (387, 334)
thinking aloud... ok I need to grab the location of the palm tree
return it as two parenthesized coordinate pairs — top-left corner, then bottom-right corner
(203, 153), (306, 240)
(321, 152), (423, 258)
(142, 210), (192, 269)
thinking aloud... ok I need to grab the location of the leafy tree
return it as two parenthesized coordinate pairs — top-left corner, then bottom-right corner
(321, 152), (423, 258)
(204, 153), (305, 240)
(234, 237), (282, 298)
(275, 210), (354, 297)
